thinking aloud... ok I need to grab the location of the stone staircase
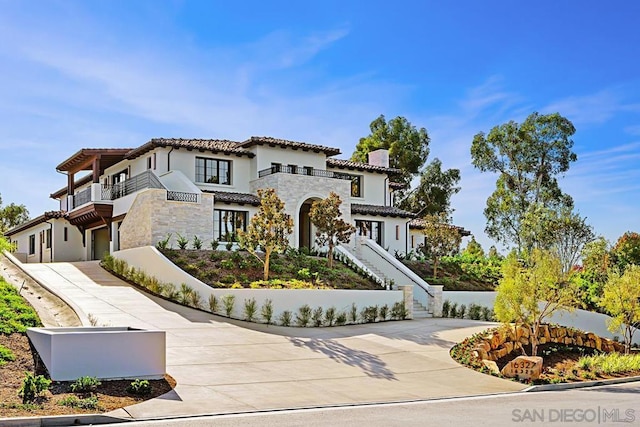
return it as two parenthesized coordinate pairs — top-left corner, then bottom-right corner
(412, 299), (430, 318)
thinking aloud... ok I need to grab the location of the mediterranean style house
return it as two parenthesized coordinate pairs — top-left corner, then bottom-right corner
(5, 136), (434, 263)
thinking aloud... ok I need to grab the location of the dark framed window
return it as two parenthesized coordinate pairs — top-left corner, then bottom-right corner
(355, 220), (383, 245)
(28, 234), (36, 255)
(45, 229), (52, 249)
(196, 157), (231, 185)
(64, 227), (68, 242)
(147, 157), (152, 170)
(350, 175), (362, 197)
(303, 166), (313, 175)
(214, 210), (247, 241)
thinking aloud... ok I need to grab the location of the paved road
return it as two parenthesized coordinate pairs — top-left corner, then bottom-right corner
(91, 383), (640, 427)
(18, 261), (525, 419)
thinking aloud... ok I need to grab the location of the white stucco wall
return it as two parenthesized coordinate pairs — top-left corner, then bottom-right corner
(113, 246), (403, 321)
(443, 291), (640, 344)
(27, 327), (166, 381)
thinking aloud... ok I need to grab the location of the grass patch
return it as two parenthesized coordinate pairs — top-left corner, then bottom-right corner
(0, 278), (41, 334)
(576, 353), (640, 375)
(0, 344), (16, 365)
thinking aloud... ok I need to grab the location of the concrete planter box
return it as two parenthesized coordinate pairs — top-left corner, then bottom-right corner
(27, 327), (166, 381)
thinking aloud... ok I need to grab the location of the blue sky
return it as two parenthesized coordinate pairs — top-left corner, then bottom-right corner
(1, 1), (639, 252)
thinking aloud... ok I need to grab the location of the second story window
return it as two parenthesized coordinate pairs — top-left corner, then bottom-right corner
(29, 234), (36, 255)
(196, 157), (231, 185)
(351, 175), (362, 197)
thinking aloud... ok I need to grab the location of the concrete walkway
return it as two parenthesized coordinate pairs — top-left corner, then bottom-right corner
(19, 261), (525, 419)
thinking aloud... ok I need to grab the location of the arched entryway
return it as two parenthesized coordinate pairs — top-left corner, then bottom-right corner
(298, 198), (320, 250)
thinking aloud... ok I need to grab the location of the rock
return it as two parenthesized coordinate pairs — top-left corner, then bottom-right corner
(475, 346), (489, 360)
(504, 341), (514, 355)
(482, 360), (501, 375)
(576, 336), (583, 346)
(501, 356), (543, 381)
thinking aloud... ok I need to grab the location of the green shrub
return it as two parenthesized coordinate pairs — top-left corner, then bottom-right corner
(481, 306), (494, 321)
(0, 345), (16, 366)
(0, 280), (42, 334)
(70, 376), (101, 393)
(220, 259), (235, 269)
(208, 294), (219, 313)
(127, 379), (152, 396)
(261, 299), (274, 325)
(295, 304), (312, 327)
(243, 298), (257, 322)
(379, 304), (389, 321)
(297, 268), (312, 280)
(391, 301), (409, 320)
(176, 233), (189, 250)
(336, 311), (347, 326)
(312, 307), (324, 327)
(458, 304), (467, 319)
(57, 395), (100, 409)
(441, 300), (451, 318)
(18, 372), (51, 403)
(279, 310), (292, 327)
(468, 303), (482, 320)
(156, 233), (172, 250)
(225, 241), (234, 251)
(349, 303), (358, 324)
(178, 283), (194, 305)
(449, 303), (458, 318)
(361, 306), (379, 323)
(192, 235), (203, 250)
(324, 307), (336, 326)
(188, 290), (202, 309)
(222, 294), (236, 317)
(221, 274), (236, 284)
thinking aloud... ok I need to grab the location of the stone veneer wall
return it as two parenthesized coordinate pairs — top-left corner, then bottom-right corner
(474, 324), (626, 362)
(119, 189), (214, 250)
(251, 173), (352, 245)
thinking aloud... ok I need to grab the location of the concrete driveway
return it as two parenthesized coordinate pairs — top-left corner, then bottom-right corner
(17, 261), (525, 419)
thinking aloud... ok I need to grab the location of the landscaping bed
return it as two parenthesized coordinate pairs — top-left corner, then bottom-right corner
(0, 277), (174, 418)
(451, 326), (640, 385)
(160, 248), (382, 290)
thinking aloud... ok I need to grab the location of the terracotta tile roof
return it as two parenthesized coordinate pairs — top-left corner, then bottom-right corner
(50, 174), (93, 199)
(203, 191), (261, 206)
(351, 204), (416, 218)
(409, 218), (471, 236)
(4, 211), (67, 237)
(240, 136), (341, 156)
(56, 148), (132, 173)
(126, 138), (254, 160)
(327, 158), (403, 175)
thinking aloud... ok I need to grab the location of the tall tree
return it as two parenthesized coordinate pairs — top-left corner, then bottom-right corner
(494, 249), (581, 356)
(0, 194), (29, 233)
(419, 212), (462, 279)
(611, 231), (640, 271)
(309, 192), (356, 268)
(238, 188), (293, 280)
(471, 112), (577, 251)
(520, 203), (594, 273)
(462, 236), (485, 259)
(398, 158), (461, 215)
(599, 265), (640, 354)
(352, 115), (430, 189)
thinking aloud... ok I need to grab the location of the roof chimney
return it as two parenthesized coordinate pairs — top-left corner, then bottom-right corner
(368, 149), (389, 168)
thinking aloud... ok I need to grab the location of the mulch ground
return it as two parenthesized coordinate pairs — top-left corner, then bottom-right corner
(0, 334), (175, 418)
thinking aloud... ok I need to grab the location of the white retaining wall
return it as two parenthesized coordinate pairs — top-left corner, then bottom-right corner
(113, 246), (403, 320)
(443, 291), (640, 344)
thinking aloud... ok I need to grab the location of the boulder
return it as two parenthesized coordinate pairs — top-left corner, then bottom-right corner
(501, 355), (543, 381)
(482, 360), (501, 375)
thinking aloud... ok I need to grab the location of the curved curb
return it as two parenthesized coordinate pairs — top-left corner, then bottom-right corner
(524, 375), (640, 392)
(0, 413), (130, 426)
(2, 253), (90, 326)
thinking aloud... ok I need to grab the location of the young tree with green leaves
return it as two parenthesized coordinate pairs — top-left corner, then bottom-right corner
(612, 231), (640, 271)
(462, 236), (485, 259)
(398, 158), (461, 215)
(0, 194), (29, 233)
(238, 188), (293, 280)
(419, 213), (462, 279)
(309, 192), (356, 268)
(471, 112), (577, 252)
(494, 249), (582, 357)
(599, 265), (640, 354)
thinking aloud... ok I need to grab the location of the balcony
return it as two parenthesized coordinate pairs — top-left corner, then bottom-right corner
(258, 165), (354, 180)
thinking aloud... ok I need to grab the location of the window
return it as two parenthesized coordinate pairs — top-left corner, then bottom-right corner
(147, 157), (152, 170)
(64, 227), (68, 242)
(45, 229), (52, 249)
(196, 157), (231, 185)
(28, 235), (36, 255)
(303, 166), (313, 176)
(214, 210), (247, 241)
(411, 234), (415, 248)
(355, 220), (383, 245)
(271, 162), (282, 173)
(288, 164), (297, 174)
(350, 175), (362, 197)
(395, 225), (400, 241)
